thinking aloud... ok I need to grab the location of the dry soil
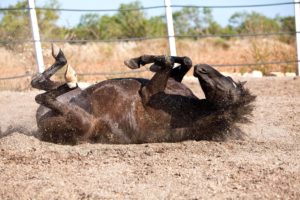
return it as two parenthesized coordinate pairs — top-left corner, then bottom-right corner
(0, 77), (299, 199)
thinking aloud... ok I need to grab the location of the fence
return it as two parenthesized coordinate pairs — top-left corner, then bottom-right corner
(0, 0), (299, 82)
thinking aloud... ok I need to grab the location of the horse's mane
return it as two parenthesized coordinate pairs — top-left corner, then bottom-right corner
(200, 82), (256, 141)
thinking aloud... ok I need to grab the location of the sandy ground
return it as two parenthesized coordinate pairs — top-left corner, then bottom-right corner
(0, 77), (299, 199)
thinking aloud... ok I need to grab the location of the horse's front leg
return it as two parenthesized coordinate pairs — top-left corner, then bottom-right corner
(125, 55), (192, 82)
(125, 55), (175, 105)
(170, 56), (192, 82)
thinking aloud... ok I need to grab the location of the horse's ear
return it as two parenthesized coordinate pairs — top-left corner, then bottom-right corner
(240, 81), (247, 86)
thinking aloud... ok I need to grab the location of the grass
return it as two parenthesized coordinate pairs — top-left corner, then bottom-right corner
(0, 38), (297, 90)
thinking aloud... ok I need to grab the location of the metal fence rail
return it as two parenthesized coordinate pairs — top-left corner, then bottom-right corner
(0, 0), (299, 79)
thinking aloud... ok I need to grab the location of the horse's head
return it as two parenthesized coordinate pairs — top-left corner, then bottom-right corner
(193, 64), (254, 109)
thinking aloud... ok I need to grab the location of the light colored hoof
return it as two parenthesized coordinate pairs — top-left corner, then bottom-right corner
(65, 64), (78, 88)
(77, 82), (93, 90)
(51, 43), (60, 58)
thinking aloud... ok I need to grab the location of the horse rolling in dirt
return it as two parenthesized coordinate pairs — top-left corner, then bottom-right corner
(31, 45), (255, 145)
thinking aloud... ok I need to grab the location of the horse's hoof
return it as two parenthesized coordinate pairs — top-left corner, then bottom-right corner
(51, 43), (60, 59)
(65, 64), (78, 88)
(124, 58), (140, 69)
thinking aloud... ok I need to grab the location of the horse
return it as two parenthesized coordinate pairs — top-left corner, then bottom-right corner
(31, 45), (255, 144)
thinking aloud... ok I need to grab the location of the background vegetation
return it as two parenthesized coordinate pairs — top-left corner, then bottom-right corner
(0, 0), (297, 90)
(0, 0), (295, 43)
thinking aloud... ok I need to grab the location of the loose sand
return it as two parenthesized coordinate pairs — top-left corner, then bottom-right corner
(0, 77), (299, 199)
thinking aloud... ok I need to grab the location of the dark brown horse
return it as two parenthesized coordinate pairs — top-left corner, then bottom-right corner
(31, 45), (255, 144)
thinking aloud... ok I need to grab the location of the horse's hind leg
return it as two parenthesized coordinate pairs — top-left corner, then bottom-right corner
(36, 84), (93, 140)
(31, 44), (67, 91)
(35, 83), (74, 109)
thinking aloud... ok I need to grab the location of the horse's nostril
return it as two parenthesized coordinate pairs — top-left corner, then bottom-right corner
(194, 66), (202, 76)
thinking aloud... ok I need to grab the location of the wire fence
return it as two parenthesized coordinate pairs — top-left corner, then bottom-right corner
(1, 60), (299, 81)
(0, 32), (298, 44)
(0, 1), (298, 11)
(0, 1), (299, 81)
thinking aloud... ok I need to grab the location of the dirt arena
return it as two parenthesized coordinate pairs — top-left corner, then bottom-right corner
(0, 76), (299, 199)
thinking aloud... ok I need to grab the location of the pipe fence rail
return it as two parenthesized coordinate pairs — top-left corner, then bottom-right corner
(0, 0), (299, 79)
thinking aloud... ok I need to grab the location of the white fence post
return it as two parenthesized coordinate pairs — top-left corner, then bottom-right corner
(295, 0), (300, 75)
(164, 0), (177, 56)
(28, 0), (44, 73)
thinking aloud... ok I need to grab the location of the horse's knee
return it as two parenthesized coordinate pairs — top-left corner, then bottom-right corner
(183, 56), (192, 68)
(31, 74), (46, 89)
(35, 93), (55, 106)
(35, 93), (46, 104)
(31, 78), (38, 89)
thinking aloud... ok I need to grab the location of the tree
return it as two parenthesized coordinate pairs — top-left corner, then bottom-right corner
(1, 0), (294, 44)
(73, 13), (101, 40)
(97, 15), (123, 40)
(172, 7), (221, 36)
(0, 0), (62, 41)
(36, 0), (62, 39)
(278, 16), (295, 44)
(115, 1), (147, 38)
(146, 16), (166, 37)
(279, 16), (295, 33)
(173, 7), (202, 35)
(229, 11), (280, 33)
(71, 1), (166, 40)
(0, 1), (30, 40)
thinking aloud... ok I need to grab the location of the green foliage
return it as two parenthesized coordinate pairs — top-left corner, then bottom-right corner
(277, 16), (295, 44)
(279, 16), (295, 33)
(219, 25), (238, 37)
(73, 14), (101, 39)
(70, 1), (166, 40)
(172, 7), (220, 36)
(36, 0), (62, 39)
(173, 7), (201, 35)
(115, 1), (147, 38)
(0, 1), (30, 40)
(98, 15), (123, 40)
(229, 11), (280, 33)
(0, 0), (62, 41)
(0, 0), (296, 44)
(146, 16), (166, 37)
